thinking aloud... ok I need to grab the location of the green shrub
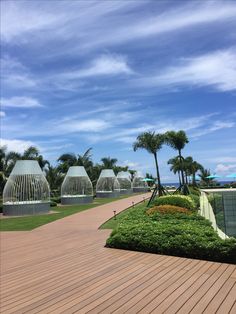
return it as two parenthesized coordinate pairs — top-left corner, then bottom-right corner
(189, 194), (200, 209)
(51, 197), (61, 204)
(147, 205), (190, 215)
(188, 186), (201, 196)
(106, 204), (236, 264)
(50, 201), (57, 207)
(154, 195), (195, 210)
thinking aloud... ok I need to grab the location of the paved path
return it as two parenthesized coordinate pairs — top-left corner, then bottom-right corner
(1, 193), (236, 313)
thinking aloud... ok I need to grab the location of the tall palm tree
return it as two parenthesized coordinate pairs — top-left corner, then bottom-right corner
(57, 148), (93, 173)
(133, 131), (165, 196)
(100, 157), (118, 169)
(165, 130), (189, 193)
(22, 146), (49, 171)
(167, 156), (182, 185)
(0, 146), (21, 194)
(199, 168), (212, 186)
(184, 157), (203, 186)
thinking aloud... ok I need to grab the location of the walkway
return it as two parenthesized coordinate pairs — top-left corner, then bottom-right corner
(1, 193), (236, 313)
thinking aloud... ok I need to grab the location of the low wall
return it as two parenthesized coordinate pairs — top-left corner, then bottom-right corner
(200, 192), (228, 240)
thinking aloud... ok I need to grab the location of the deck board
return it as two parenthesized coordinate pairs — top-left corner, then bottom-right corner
(1, 193), (236, 314)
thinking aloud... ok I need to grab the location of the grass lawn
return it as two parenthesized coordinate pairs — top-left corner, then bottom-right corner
(0, 194), (137, 231)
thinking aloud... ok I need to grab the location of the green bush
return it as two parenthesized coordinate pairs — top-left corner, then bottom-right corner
(106, 204), (236, 264)
(50, 201), (57, 207)
(188, 186), (201, 196)
(189, 194), (200, 209)
(154, 195), (195, 210)
(51, 197), (61, 204)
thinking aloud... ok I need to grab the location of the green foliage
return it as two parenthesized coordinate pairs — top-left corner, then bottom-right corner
(106, 204), (236, 264)
(189, 194), (200, 209)
(188, 186), (201, 196)
(154, 195), (196, 210)
(50, 201), (57, 207)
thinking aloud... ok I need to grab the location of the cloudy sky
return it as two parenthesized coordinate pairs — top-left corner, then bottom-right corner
(1, 0), (236, 182)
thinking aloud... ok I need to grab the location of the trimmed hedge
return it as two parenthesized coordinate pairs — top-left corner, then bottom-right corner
(106, 204), (236, 264)
(147, 205), (190, 215)
(154, 195), (195, 210)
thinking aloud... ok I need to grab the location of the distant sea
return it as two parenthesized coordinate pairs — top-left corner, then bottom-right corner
(162, 181), (234, 188)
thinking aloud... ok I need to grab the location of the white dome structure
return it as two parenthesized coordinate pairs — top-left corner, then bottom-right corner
(117, 171), (132, 194)
(132, 174), (149, 193)
(3, 160), (50, 216)
(96, 169), (120, 198)
(61, 166), (93, 205)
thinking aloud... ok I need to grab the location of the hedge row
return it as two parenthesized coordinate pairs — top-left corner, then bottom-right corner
(106, 201), (236, 264)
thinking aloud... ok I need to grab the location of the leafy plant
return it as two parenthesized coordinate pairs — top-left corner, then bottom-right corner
(147, 205), (190, 215)
(153, 195), (195, 210)
(106, 204), (236, 264)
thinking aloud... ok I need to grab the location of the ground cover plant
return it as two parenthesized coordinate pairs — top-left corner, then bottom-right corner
(0, 193), (135, 231)
(105, 199), (236, 264)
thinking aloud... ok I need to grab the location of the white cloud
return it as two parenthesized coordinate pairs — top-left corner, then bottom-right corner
(190, 120), (235, 138)
(0, 111), (6, 117)
(215, 163), (236, 174)
(1, 97), (42, 108)
(210, 157), (236, 163)
(0, 1), (59, 42)
(136, 49), (236, 92)
(58, 119), (111, 133)
(77, 1), (236, 50)
(0, 138), (36, 153)
(60, 54), (132, 80)
(1, 55), (37, 88)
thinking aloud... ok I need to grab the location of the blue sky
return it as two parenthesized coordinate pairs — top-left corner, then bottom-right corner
(1, 0), (236, 182)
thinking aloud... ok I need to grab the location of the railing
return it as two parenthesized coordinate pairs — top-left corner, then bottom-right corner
(200, 192), (228, 239)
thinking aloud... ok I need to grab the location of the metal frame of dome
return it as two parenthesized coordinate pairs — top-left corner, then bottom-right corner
(61, 166), (93, 205)
(132, 174), (149, 193)
(3, 160), (50, 216)
(117, 171), (132, 194)
(96, 169), (120, 198)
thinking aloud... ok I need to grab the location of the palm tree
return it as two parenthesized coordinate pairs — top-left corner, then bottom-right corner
(167, 156), (182, 185)
(133, 131), (165, 196)
(0, 146), (21, 194)
(128, 169), (136, 181)
(184, 157), (203, 186)
(57, 148), (93, 173)
(165, 130), (189, 194)
(45, 164), (63, 194)
(199, 168), (213, 186)
(22, 146), (49, 171)
(100, 157), (118, 169)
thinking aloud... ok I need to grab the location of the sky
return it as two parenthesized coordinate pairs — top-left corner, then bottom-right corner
(1, 0), (236, 182)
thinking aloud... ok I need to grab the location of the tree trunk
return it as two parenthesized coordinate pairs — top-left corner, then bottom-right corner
(178, 149), (185, 186)
(154, 152), (162, 196)
(178, 171), (181, 185)
(192, 172), (196, 186)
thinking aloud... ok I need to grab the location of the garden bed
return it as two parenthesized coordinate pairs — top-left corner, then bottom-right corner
(105, 201), (236, 264)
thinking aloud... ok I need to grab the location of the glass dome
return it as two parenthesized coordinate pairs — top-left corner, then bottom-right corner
(132, 174), (149, 193)
(3, 160), (50, 216)
(117, 171), (132, 194)
(61, 166), (93, 204)
(96, 169), (120, 198)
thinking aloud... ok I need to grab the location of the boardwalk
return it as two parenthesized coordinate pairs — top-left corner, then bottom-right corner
(1, 193), (236, 314)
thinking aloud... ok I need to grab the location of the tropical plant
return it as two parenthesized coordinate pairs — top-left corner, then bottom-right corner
(133, 131), (165, 196)
(100, 157), (118, 169)
(165, 130), (189, 193)
(167, 156), (182, 185)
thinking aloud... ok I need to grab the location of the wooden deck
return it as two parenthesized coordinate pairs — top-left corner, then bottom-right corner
(1, 193), (236, 313)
